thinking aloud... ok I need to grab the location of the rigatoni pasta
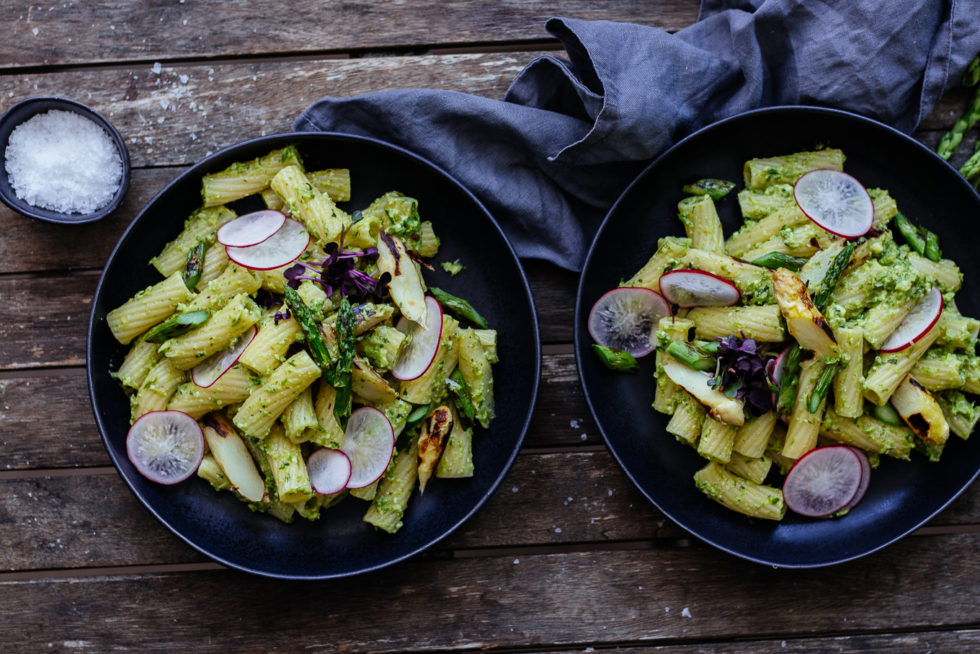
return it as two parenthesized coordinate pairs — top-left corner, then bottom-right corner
(588, 146), (979, 523)
(107, 143), (498, 533)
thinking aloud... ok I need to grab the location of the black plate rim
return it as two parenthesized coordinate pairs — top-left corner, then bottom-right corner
(575, 104), (980, 569)
(87, 131), (540, 579)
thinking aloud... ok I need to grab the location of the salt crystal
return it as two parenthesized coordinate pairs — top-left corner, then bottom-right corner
(4, 109), (123, 214)
(151, 62), (162, 74)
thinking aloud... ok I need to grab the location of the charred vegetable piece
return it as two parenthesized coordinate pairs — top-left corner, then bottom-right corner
(333, 297), (356, 428)
(377, 230), (427, 327)
(772, 268), (837, 358)
(182, 241), (205, 290)
(592, 344), (641, 374)
(417, 405), (454, 493)
(428, 287), (489, 329)
(144, 310), (210, 344)
(682, 178), (736, 200)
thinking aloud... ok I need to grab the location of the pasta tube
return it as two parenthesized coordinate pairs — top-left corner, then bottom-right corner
(233, 350), (322, 438)
(694, 461), (786, 521)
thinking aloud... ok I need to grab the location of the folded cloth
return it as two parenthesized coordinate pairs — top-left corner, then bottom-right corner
(295, 0), (980, 271)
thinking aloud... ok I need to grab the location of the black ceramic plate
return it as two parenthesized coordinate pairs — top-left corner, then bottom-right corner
(88, 133), (539, 579)
(576, 106), (980, 568)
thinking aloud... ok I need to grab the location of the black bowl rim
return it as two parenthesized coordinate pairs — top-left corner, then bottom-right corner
(575, 104), (980, 568)
(87, 130), (540, 579)
(0, 96), (131, 224)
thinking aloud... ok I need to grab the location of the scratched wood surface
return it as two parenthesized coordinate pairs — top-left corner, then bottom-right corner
(1, 1), (979, 652)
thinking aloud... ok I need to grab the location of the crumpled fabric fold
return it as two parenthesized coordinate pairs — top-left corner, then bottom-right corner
(295, 0), (980, 270)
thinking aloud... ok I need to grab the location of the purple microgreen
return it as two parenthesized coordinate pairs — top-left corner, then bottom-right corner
(282, 229), (389, 301)
(708, 334), (775, 416)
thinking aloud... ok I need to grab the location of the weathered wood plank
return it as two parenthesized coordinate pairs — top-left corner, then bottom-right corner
(0, 1), (699, 69)
(0, 274), (97, 371)
(0, 53), (539, 168)
(547, 630), (980, 653)
(0, 52), (965, 174)
(2, 452), (978, 572)
(1, 536), (978, 652)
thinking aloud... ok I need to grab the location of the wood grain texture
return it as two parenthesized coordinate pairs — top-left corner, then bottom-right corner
(1, 536), (978, 653)
(0, 1), (699, 69)
(2, 452), (978, 572)
(0, 53), (538, 168)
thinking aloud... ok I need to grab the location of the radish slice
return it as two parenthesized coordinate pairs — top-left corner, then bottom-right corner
(307, 448), (353, 495)
(659, 269), (739, 308)
(391, 295), (443, 381)
(126, 410), (205, 485)
(216, 210), (287, 247)
(782, 446), (864, 518)
(769, 345), (791, 386)
(191, 325), (257, 388)
(880, 286), (943, 352)
(794, 169), (873, 238)
(225, 218), (310, 270)
(340, 406), (395, 489)
(587, 287), (671, 358)
(838, 447), (871, 513)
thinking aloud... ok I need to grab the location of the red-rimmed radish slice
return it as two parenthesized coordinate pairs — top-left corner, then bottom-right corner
(225, 218), (310, 270)
(216, 210), (286, 247)
(340, 406), (395, 489)
(391, 295), (443, 381)
(587, 287), (670, 358)
(782, 445), (864, 518)
(839, 447), (871, 513)
(126, 410), (205, 485)
(794, 169), (873, 238)
(307, 448), (352, 495)
(880, 286), (943, 353)
(769, 345), (791, 386)
(659, 269), (739, 308)
(191, 325), (257, 388)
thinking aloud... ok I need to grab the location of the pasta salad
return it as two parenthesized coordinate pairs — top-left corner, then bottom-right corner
(589, 148), (980, 520)
(106, 145), (497, 533)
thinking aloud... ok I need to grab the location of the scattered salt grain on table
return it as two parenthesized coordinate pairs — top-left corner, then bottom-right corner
(4, 109), (123, 214)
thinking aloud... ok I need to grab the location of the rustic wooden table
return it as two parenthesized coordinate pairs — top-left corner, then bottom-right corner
(2, 2), (979, 652)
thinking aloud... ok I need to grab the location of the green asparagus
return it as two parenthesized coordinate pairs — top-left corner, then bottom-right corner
(665, 341), (716, 372)
(806, 363), (837, 413)
(812, 240), (856, 311)
(750, 251), (808, 272)
(775, 344), (802, 417)
(332, 297), (356, 428)
(182, 241), (205, 290)
(144, 310), (210, 343)
(449, 368), (477, 420)
(936, 84), (980, 160)
(283, 285), (335, 380)
(681, 178), (736, 200)
(428, 287), (488, 329)
(592, 344), (640, 373)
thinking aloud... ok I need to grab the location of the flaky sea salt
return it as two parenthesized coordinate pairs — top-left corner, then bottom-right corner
(5, 109), (123, 214)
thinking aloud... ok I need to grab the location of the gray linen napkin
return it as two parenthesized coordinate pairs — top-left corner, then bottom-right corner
(295, 0), (980, 271)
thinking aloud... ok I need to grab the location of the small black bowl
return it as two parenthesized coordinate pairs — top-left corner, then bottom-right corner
(0, 96), (130, 224)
